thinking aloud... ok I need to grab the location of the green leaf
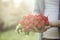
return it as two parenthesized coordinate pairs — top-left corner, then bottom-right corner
(25, 31), (30, 35)
(16, 24), (22, 33)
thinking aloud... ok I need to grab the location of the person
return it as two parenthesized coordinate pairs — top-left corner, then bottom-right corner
(34, 0), (60, 40)
(16, 0), (60, 40)
(43, 0), (60, 40)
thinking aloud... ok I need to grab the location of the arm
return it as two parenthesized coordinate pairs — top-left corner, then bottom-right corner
(49, 20), (60, 27)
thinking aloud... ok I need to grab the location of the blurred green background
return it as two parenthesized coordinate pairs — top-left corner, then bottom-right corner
(0, 30), (38, 40)
(0, 0), (38, 40)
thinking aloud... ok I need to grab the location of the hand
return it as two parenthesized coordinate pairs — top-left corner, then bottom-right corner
(49, 20), (60, 27)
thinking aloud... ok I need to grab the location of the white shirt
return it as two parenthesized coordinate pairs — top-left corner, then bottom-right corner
(43, 0), (59, 39)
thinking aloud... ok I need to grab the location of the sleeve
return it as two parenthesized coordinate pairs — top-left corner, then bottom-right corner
(44, 0), (59, 22)
(33, 0), (45, 14)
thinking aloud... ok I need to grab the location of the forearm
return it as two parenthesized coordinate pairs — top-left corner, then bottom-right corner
(49, 20), (60, 27)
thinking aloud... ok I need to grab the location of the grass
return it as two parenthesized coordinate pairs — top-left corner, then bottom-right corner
(0, 29), (39, 40)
